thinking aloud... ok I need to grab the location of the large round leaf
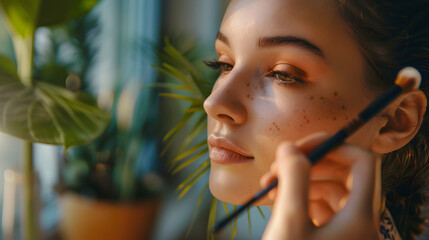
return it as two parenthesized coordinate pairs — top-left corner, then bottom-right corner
(0, 0), (99, 39)
(0, 57), (110, 149)
(36, 0), (99, 27)
(0, 0), (40, 38)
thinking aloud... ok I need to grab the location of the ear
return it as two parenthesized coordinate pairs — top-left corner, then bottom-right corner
(370, 90), (427, 154)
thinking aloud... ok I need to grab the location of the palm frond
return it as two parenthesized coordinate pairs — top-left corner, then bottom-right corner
(247, 207), (252, 236)
(176, 159), (210, 191)
(172, 147), (208, 174)
(257, 206), (266, 220)
(177, 164), (209, 199)
(158, 93), (202, 103)
(232, 205), (238, 239)
(186, 182), (210, 238)
(144, 82), (193, 92)
(172, 139), (207, 163)
(162, 113), (192, 142)
(207, 198), (217, 240)
(183, 107), (205, 113)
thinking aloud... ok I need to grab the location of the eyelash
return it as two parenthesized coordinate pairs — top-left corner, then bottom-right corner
(204, 60), (233, 73)
(204, 59), (305, 86)
(266, 70), (305, 86)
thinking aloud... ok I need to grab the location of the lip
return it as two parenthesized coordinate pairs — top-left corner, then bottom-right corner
(208, 135), (254, 164)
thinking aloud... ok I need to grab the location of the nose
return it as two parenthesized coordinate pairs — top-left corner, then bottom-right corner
(203, 76), (248, 125)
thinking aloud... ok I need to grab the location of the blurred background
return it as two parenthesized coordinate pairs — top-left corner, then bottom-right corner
(0, 0), (269, 239)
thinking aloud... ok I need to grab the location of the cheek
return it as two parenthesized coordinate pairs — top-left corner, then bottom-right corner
(257, 92), (355, 145)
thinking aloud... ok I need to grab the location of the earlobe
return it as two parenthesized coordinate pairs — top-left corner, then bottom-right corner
(371, 90), (427, 154)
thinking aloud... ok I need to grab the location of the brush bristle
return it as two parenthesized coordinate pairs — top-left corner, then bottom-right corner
(395, 67), (422, 92)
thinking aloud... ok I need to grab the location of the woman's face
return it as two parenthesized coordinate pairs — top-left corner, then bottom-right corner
(204, 0), (383, 205)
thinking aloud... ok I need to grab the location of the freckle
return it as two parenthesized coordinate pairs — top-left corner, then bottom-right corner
(306, 120), (310, 124)
(246, 83), (250, 87)
(251, 97), (254, 100)
(345, 116), (349, 120)
(227, 90), (231, 94)
(310, 96), (314, 100)
(246, 94), (250, 99)
(320, 96), (324, 100)
(334, 91), (338, 96)
(300, 124), (304, 127)
(302, 109), (306, 113)
(333, 116), (337, 120)
(269, 127), (272, 131)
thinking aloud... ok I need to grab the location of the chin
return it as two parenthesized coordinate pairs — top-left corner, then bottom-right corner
(209, 168), (274, 206)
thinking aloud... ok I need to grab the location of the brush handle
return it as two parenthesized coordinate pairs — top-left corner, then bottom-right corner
(212, 180), (278, 233)
(213, 84), (403, 233)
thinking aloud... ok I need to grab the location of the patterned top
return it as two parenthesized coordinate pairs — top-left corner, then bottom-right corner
(378, 209), (402, 240)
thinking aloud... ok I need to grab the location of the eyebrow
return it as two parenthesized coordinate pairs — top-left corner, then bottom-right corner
(258, 36), (325, 58)
(216, 32), (229, 45)
(216, 31), (325, 59)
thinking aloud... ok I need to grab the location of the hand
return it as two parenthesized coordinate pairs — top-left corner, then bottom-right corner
(260, 133), (381, 240)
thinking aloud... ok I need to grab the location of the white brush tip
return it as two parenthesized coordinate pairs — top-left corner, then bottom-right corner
(395, 67), (422, 92)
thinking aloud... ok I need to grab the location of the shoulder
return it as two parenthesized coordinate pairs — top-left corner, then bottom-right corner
(377, 209), (402, 240)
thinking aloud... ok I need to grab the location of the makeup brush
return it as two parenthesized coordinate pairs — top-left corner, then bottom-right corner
(213, 66), (422, 233)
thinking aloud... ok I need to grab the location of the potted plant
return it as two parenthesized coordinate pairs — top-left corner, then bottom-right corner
(57, 111), (162, 240)
(57, 73), (162, 240)
(0, 1), (110, 239)
(9, 8), (163, 240)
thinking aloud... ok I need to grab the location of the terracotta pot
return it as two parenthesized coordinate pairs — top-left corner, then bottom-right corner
(59, 193), (159, 240)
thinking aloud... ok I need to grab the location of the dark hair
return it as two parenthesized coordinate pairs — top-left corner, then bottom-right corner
(334, 1), (429, 239)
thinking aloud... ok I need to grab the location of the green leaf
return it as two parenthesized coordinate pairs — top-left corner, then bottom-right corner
(0, 55), (17, 77)
(247, 207), (252, 236)
(143, 82), (192, 92)
(0, 0), (40, 38)
(158, 93), (202, 103)
(176, 159), (209, 190)
(177, 163), (209, 199)
(36, 0), (99, 27)
(222, 202), (237, 240)
(172, 147), (208, 174)
(162, 112), (192, 141)
(207, 198), (217, 240)
(182, 107), (204, 113)
(257, 206), (266, 220)
(0, 68), (110, 149)
(232, 205), (238, 239)
(179, 113), (206, 151)
(186, 183), (209, 238)
(162, 63), (202, 97)
(172, 139), (207, 163)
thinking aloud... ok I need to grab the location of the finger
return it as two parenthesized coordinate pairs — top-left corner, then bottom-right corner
(309, 200), (334, 227)
(309, 180), (348, 212)
(325, 144), (377, 221)
(310, 158), (350, 183)
(273, 142), (311, 222)
(260, 171), (277, 188)
(268, 188), (278, 201)
(295, 132), (330, 154)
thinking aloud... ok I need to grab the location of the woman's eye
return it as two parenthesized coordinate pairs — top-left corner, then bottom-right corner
(204, 60), (233, 73)
(219, 62), (233, 72)
(268, 71), (305, 86)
